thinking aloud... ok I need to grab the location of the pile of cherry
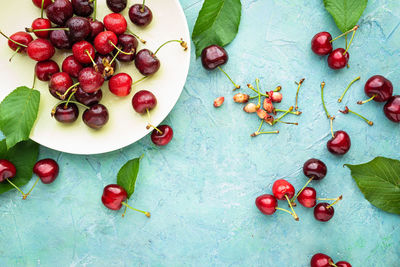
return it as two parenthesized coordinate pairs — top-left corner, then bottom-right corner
(1, 0), (188, 146)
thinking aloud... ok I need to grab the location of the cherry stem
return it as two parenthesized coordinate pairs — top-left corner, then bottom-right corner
(255, 78), (261, 108)
(285, 195), (299, 221)
(214, 66), (239, 90)
(345, 34), (348, 50)
(57, 82), (80, 100)
(132, 76), (148, 85)
(27, 28), (69, 32)
(146, 109), (162, 134)
(357, 94), (377, 105)
(340, 106), (373, 126)
(141, 0), (146, 12)
(251, 130), (279, 137)
(330, 116), (335, 138)
(51, 100), (89, 116)
(110, 50), (120, 65)
(121, 202), (150, 217)
(0, 30), (28, 48)
(295, 78), (305, 111)
(41, 0), (45, 18)
(154, 39), (187, 55)
(275, 109), (301, 115)
(247, 84), (268, 97)
(32, 72), (37, 89)
(338, 76), (360, 103)
(126, 29), (146, 44)
(121, 205), (128, 217)
(276, 120), (298, 125)
(326, 195), (343, 209)
(64, 90), (77, 108)
(343, 29), (357, 55)
(93, 0), (97, 21)
(330, 25), (359, 43)
(274, 86), (282, 92)
(85, 49), (96, 66)
(9, 47), (21, 62)
(320, 81), (331, 119)
(290, 177), (313, 204)
(275, 207), (295, 216)
(24, 177), (40, 199)
(273, 106), (293, 125)
(108, 41), (134, 55)
(6, 179), (27, 198)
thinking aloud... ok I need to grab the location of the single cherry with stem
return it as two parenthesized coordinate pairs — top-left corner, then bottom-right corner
(272, 179), (299, 221)
(52, 94), (81, 123)
(314, 195), (342, 222)
(49, 72), (75, 100)
(129, 0), (153, 27)
(35, 60), (60, 81)
(255, 194), (297, 219)
(311, 32), (332, 55)
(201, 44), (240, 90)
(116, 34), (138, 62)
(94, 31), (118, 55)
(384, 95), (400, 123)
(327, 48), (349, 70)
(338, 76), (360, 103)
(151, 125), (173, 146)
(327, 118), (351, 155)
(46, 0), (74, 26)
(72, 41), (95, 64)
(107, 0), (127, 13)
(78, 67), (105, 93)
(358, 75), (393, 104)
(24, 159), (60, 199)
(311, 253), (336, 267)
(26, 18), (52, 38)
(339, 106), (373, 126)
(0, 159), (28, 198)
(83, 104), (109, 129)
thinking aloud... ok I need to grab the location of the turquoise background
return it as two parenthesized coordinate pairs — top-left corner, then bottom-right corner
(1, 0), (400, 266)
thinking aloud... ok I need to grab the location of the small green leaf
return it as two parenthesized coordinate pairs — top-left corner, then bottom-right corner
(323, 0), (368, 32)
(117, 155), (143, 199)
(0, 86), (40, 149)
(192, 0), (242, 57)
(345, 157), (400, 215)
(0, 139), (39, 194)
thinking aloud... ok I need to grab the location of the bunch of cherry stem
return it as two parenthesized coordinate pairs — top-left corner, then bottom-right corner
(295, 78), (305, 111)
(121, 201), (150, 218)
(5, 173), (49, 200)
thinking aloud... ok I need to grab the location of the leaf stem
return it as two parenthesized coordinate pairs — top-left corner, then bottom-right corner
(338, 76), (360, 103)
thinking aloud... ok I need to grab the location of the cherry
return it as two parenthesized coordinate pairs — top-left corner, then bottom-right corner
(35, 60), (60, 81)
(66, 16), (91, 43)
(71, 0), (94, 17)
(135, 49), (160, 76)
(78, 67), (105, 93)
(88, 19), (104, 40)
(104, 13), (127, 35)
(94, 31), (118, 55)
(33, 159), (59, 184)
(384, 95), (400, 123)
(107, 0), (127, 13)
(314, 203), (335, 222)
(49, 72), (74, 99)
(311, 253), (335, 267)
(255, 194), (277, 215)
(29, 18), (52, 38)
(132, 90), (157, 114)
(62, 55), (83, 78)
(0, 159), (17, 182)
(49, 30), (72, 49)
(359, 75), (393, 103)
(297, 187), (317, 208)
(94, 53), (116, 80)
(75, 87), (102, 106)
(83, 104), (109, 129)
(303, 158), (327, 180)
(72, 40), (95, 64)
(327, 48), (349, 69)
(151, 125), (173, 146)
(27, 39), (55, 61)
(116, 34), (138, 62)
(129, 3), (153, 27)
(327, 130), (351, 155)
(53, 103), (79, 123)
(32, 0), (53, 9)
(336, 261), (352, 267)
(46, 0), (74, 26)
(311, 32), (333, 55)
(109, 73), (132, 97)
(272, 179), (295, 200)
(4, 31), (33, 53)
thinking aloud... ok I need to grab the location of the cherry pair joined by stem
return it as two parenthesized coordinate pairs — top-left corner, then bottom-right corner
(129, 1), (153, 27)
(271, 179), (299, 220)
(255, 193), (297, 220)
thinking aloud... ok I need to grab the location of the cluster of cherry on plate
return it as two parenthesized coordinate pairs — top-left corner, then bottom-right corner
(1, 0), (188, 146)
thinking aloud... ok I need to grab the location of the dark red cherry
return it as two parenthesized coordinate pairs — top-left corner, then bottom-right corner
(132, 90), (157, 114)
(314, 203), (334, 222)
(311, 253), (334, 267)
(201, 45), (228, 70)
(135, 49), (160, 76)
(303, 158), (327, 180)
(32, 0), (53, 9)
(49, 72), (73, 99)
(49, 30), (72, 49)
(336, 261), (352, 267)
(272, 179), (295, 200)
(27, 39), (55, 61)
(66, 16), (91, 43)
(62, 55), (83, 78)
(327, 130), (351, 155)
(101, 184), (127, 210)
(33, 159), (59, 184)
(116, 34), (138, 62)
(53, 103), (79, 123)
(103, 13), (127, 35)
(129, 4), (153, 27)
(364, 75), (393, 102)
(311, 32), (333, 55)
(30, 18), (52, 39)
(297, 187), (317, 208)
(71, 0), (94, 17)
(384, 95), (400, 123)
(75, 87), (102, 106)
(88, 19), (104, 40)
(35, 60), (60, 81)
(255, 194), (277, 215)
(0, 159), (17, 182)
(94, 53), (116, 80)
(151, 125), (173, 146)
(7, 32), (33, 52)
(107, 0), (127, 13)
(46, 0), (74, 26)
(109, 73), (132, 96)
(94, 31), (118, 55)
(78, 67), (105, 93)
(83, 104), (109, 129)
(327, 48), (349, 69)
(72, 40), (95, 64)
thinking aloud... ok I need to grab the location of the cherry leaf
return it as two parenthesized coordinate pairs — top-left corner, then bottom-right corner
(117, 155), (143, 199)
(323, 0), (368, 32)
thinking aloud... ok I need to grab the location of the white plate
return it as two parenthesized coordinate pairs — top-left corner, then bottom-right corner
(0, 0), (190, 155)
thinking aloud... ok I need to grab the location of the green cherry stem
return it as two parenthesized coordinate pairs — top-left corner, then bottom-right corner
(276, 120), (298, 125)
(273, 106), (293, 125)
(326, 195), (343, 209)
(57, 82), (80, 100)
(154, 39), (187, 55)
(275, 207), (296, 216)
(146, 109), (162, 133)
(338, 76), (360, 103)
(51, 100), (89, 116)
(9, 47), (21, 62)
(275, 109), (301, 115)
(345, 34), (348, 50)
(6, 179), (27, 198)
(132, 76), (148, 86)
(320, 81), (331, 119)
(295, 78), (305, 111)
(339, 106), (373, 126)
(0, 30), (28, 48)
(290, 177), (313, 204)
(108, 41), (134, 55)
(217, 66), (241, 90)
(285, 195), (299, 221)
(343, 29), (357, 55)
(330, 25), (359, 43)
(93, 0), (97, 21)
(255, 78), (261, 108)
(247, 83), (268, 97)
(109, 50), (120, 65)
(85, 49), (96, 66)
(330, 116), (335, 138)
(141, 0), (146, 12)
(26, 28), (69, 32)
(357, 94), (377, 105)
(32, 71), (37, 89)
(23, 177), (40, 199)
(121, 202), (151, 217)
(41, 0), (45, 18)
(126, 29), (146, 44)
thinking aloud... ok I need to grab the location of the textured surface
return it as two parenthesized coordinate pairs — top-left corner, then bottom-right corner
(1, 0), (400, 266)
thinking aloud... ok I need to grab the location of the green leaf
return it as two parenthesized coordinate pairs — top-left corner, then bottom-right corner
(117, 156), (143, 199)
(323, 0), (368, 32)
(345, 157), (400, 215)
(0, 86), (40, 149)
(192, 0), (242, 57)
(0, 139), (39, 194)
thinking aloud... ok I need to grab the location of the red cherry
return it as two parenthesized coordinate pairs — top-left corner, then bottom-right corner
(101, 184), (127, 210)
(272, 179), (295, 200)
(336, 261), (352, 267)
(88, 19), (104, 40)
(108, 73), (132, 96)
(78, 67), (105, 93)
(151, 125), (173, 146)
(327, 48), (349, 69)
(30, 18), (52, 38)
(49, 72), (73, 99)
(7, 32), (33, 52)
(303, 158), (327, 180)
(132, 90), (157, 114)
(45, 0), (74, 26)
(311, 32), (333, 55)
(75, 87), (103, 106)
(128, 4), (153, 27)
(0, 159), (17, 182)
(297, 187), (317, 208)
(32, 0), (53, 9)
(82, 104), (109, 129)
(35, 60), (60, 81)
(33, 159), (59, 184)
(62, 55), (83, 78)
(94, 53), (117, 80)
(255, 194), (277, 215)
(72, 40), (95, 64)
(27, 39), (55, 61)
(384, 95), (400, 123)
(327, 130), (351, 155)
(135, 49), (160, 76)
(201, 45), (228, 70)
(103, 13), (127, 35)
(314, 203), (334, 222)
(311, 253), (334, 267)
(94, 31), (118, 55)
(363, 75), (393, 102)
(53, 103), (79, 123)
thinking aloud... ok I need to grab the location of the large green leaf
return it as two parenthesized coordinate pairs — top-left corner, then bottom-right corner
(345, 157), (400, 215)
(0, 139), (39, 194)
(192, 0), (242, 57)
(0, 86), (40, 149)
(117, 156), (143, 199)
(323, 0), (368, 32)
